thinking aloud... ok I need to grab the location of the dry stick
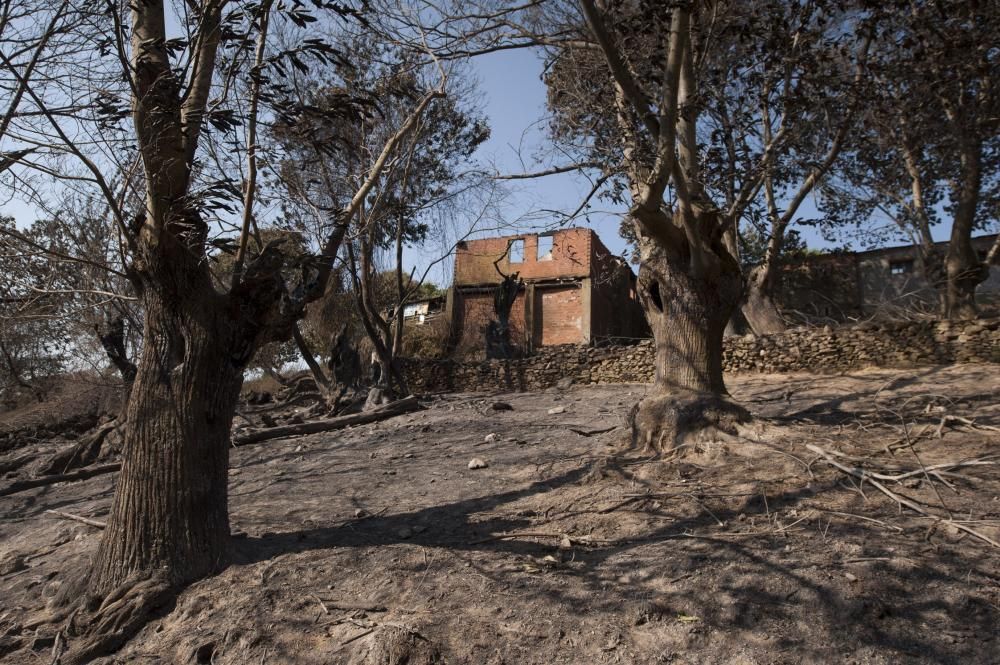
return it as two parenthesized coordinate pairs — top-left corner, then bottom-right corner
(310, 595), (329, 615)
(44, 509), (107, 529)
(939, 414), (1000, 434)
(812, 508), (904, 532)
(470, 532), (619, 546)
(339, 628), (375, 647)
(314, 601), (388, 613)
(0, 463), (121, 498)
(898, 415), (954, 518)
(810, 446), (998, 482)
(806, 444), (1000, 549)
(597, 495), (646, 514)
(569, 425), (618, 437)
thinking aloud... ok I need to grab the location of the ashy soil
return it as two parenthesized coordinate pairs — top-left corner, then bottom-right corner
(1, 364), (998, 664)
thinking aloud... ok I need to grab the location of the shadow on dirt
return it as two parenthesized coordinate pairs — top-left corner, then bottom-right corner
(232, 452), (997, 663)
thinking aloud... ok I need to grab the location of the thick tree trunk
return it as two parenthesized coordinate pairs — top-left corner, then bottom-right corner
(942, 137), (988, 320)
(942, 247), (987, 320)
(87, 288), (243, 595)
(631, 228), (749, 453)
(741, 264), (786, 335)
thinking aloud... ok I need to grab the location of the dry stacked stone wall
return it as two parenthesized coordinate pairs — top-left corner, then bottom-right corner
(401, 318), (1000, 394)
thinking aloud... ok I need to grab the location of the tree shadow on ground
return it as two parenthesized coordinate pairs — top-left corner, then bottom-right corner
(230, 454), (997, 663)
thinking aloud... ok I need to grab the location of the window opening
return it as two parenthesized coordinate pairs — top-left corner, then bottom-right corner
(889, 260), (913, 276)
(537, 235), (554, 261)
(509, 239), (524, 263)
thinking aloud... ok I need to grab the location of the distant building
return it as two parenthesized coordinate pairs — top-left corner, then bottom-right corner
(401, 296), (444, 325)
(446, 228), (648, 355)
(778, 233), (1000, 321)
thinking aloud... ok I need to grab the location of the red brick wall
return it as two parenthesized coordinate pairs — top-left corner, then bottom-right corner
(453, 290), (528, 357)
(535, 285), (584, 346)
(454, 228), (595, 286)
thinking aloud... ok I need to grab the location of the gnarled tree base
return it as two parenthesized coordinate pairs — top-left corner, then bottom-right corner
(59, 573), (174, 665)
(630, 391), (751, 456)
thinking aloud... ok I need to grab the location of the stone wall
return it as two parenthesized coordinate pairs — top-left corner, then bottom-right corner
(401, 318), (1000, 394)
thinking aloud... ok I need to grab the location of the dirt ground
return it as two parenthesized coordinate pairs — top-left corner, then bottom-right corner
(1, 364), (998, 664)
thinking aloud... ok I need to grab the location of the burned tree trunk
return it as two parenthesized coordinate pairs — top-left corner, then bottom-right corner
(942, 136), (988, 319)
(87, 260), (244, 596)
(742, 264), (786, 336)
(486, 272), (522, 359)
(95, 315), (138, 388)
(630, 212), (749, 454)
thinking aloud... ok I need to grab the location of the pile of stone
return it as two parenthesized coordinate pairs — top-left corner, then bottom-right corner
(402, 318), (1000, 393)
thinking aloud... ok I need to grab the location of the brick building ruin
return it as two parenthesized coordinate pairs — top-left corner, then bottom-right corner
(433, 230), (998, 359)
(444, 228), (648, 356)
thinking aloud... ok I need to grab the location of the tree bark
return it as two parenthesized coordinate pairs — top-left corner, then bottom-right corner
(630, 214), (749, 453)
(87, 281), (244, 594)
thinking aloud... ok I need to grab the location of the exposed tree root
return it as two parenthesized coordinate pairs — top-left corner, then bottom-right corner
(349, 624), (443, 665)
(630, 391), (751, 456)
(59, 573), (174, 665)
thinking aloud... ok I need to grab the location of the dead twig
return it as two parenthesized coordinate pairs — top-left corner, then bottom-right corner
(339, 628), (375, 647)
(469, 532), (618, 546)
(811, 508), (904, 532)
(936, 414), (1000, 437)
(568, 425), (618, 437)
(807, 444), (1000, 549)
(315, 600), (388, 613)
(43, 509), (106, 529)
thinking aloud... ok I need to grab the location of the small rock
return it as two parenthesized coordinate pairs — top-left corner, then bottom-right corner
(844, 572), (858, 582)
(468, 458), (489, 470)
(547, 406), (566, 415)
(484, 433), (499, 444)
(0, 552), (26, 576)
(491, 402), (513, 411)
(556, 377), (574, 391)
(398, 527), (413, 539)
(354, 509), (367, 518)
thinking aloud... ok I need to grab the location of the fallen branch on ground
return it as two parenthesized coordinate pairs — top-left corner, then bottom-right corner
(568, 426), (618, 437)
(0, 463), (121, 498)
(232, 396), (422, 447)
(806, 443), (1000, 549)
(809, 445), (997, 483)
(936, 414), (1000, 437)
(469, 531), (618, 546)
(314, 600), (388, 613)
(44, 509), (107, 529)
